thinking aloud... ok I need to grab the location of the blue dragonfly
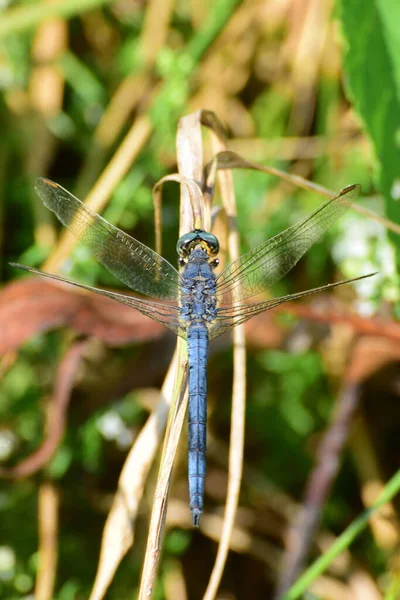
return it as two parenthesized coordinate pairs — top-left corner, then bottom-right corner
(11, 178), (371, 526)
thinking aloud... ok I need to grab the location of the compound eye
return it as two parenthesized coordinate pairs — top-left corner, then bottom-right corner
(200, 232), (219, 256)
(176, 232), (197, 257)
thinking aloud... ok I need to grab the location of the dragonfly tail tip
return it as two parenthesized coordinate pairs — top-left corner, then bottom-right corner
(191, 508), (202, 527)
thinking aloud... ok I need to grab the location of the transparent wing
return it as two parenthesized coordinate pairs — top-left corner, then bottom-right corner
(11, 264), (186, 339)
(215, 185), (360, 303)
(35, 178), (181, 301)
(209, 273), (375, 341)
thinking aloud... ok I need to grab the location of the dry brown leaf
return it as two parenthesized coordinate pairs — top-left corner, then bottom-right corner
(346, 337), (400, 384)
(0, 277), (166, 354)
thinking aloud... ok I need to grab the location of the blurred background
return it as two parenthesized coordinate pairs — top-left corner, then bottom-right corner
(1, 0), (400, 599)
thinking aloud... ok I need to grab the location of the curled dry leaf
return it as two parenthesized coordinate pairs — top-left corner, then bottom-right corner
(0, 277), (167, 354)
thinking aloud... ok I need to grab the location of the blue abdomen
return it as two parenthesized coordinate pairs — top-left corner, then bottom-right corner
(187, 323), (208, 526)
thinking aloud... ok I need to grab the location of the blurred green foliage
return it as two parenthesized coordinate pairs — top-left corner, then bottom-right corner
(340, 0), (400, 265)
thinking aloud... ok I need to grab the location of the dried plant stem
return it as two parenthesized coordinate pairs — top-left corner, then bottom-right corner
(35, 482), (59, 600)
(203, 119), (246, 600)
(153, 175), (205, 254)
(138, 341), (188, 600)
(217, 150), (400, 236)
(89, 348), (183, 600)
(139, 0), (176, 67)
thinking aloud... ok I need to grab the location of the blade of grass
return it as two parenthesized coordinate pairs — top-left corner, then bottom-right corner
(280, 468), (400, 600)
(184, 0), (242, 65)
(0, 0), (112, 38)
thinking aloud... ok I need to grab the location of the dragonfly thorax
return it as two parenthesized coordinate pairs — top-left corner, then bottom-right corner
(179, 250), (218, 327)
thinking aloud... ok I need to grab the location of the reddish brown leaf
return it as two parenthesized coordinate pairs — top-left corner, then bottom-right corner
(0, 277), (166, 354)
(275, 301), (400, 342)
(346, 337), (400, 384)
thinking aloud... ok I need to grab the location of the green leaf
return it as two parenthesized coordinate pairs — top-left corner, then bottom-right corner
(338, 0), (400, 266)
(376, 0), (400, 104)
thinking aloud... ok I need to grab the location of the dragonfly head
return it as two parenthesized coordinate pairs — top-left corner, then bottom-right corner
(177, 230), (219, 265)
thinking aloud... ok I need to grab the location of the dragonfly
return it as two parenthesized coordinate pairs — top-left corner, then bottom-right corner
(11, 178), (372, 526)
